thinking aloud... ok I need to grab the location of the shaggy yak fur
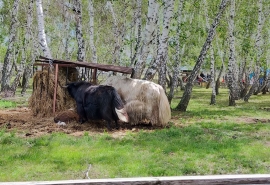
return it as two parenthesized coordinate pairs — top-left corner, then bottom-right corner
(101, 76), (171, 126)
(65, 81), (129, 129)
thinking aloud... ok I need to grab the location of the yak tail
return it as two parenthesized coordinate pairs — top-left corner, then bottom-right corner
(158, 86), (171, 126)
(112, 90), (129, 122)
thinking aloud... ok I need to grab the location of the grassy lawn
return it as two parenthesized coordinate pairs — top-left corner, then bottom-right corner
(0, 87), (270, 181)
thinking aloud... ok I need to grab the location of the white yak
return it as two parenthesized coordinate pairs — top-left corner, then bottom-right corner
(102, 76), (171, 126)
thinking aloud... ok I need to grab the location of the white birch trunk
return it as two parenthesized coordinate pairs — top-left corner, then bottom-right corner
(133, 0), (159, 79)
(203, 0), (216, 105)
(88, 0), (97, 63)
(144, 0), (175, 88)
(216, 39), (226, 95)
(21, 0), (35, 95)
(167, 0), (184, 104)
(227, 0), (237, 106)
(106, 1), (120, 65)
(244, 0), (263, 101)
(209, 46), (216, 104)
(143, 3), (162, 80)
(1, 0), (20, 92)
(36, 0), (52, 59)
(62, 0), (71, 60)
(73, 0), (85, 61)
(131, 0), (142, 65)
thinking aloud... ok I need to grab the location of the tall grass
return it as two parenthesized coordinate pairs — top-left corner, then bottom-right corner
(0, 87), (270, 181)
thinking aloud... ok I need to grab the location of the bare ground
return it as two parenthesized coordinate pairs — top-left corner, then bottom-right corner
(0, 107), (159, 138)
(0, 106), (269, 138)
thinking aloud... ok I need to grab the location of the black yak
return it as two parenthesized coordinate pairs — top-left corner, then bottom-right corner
(65, 81), (129, 130)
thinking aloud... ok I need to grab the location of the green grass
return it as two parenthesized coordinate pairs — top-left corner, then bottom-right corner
(0, 100), (17, 108)
(0, 86), (270, 181)
(0, 87), (32, 108)
(0, 123), (269, 181)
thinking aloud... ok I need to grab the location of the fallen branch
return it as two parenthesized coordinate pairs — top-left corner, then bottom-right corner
(84, 164), (92, 179)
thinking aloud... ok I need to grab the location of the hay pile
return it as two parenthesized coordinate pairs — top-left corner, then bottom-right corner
(28, 67), (78, 117)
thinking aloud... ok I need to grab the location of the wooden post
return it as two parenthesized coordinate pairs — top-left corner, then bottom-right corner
(40, 65), (44, 100)
(92, 68), (97, 84)
(53, 64), (59, 114)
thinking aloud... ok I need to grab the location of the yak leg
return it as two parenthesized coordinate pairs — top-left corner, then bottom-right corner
(101, 106), (114, 130)
(114, 119), (119, 129)
(77, 103), (87, 123)
(105, 120), (112, 131)
(102, 116), (113, 130)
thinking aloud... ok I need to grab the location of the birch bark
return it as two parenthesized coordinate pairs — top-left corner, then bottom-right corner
(36, 0), (52, 58)
(216, 40), (226, 95)
(21, 0), (35, 95)
(175, 0), (229, 111)
(203, 0), (216, 105)
(167, 0), (184, 104)
(209, 46), (216, 105)
(144, 0), (175, 89)
(1, 0), (20, 92)
(244, 0), (263, 101)
(106, 1), (121, 65)
(88, 0), (97, 63)
(227, 0), (239, 106)
(62, 0), (72, 60)
(131, 0), (142, 66)
(73, 0), (85, 62)
(133, 0), (159, 79)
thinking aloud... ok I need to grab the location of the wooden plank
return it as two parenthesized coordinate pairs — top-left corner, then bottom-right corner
(92, 68), (97, 84)
(34, 63), (77, 68)
(1, 174), (270, 185)
(37, 56), (133, 74)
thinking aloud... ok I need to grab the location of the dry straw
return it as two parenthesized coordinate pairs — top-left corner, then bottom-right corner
(28, 67), (77, 117)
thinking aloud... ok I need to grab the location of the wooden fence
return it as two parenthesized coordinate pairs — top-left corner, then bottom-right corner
(1, 174), (270, 185)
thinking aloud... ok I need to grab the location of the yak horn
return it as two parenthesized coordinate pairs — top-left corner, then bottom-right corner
(59, 84), (68, 88)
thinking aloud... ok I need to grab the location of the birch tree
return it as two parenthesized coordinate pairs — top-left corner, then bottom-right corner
(244, 0), (264, 101)
(21, 0), (35, 95)
(167, 0), (184, 104)
(133, 0), (159, 79)
(203, 0), (216, 105)
(227, 0), (239, 106)
(62, 0), (72, 60)
(73, 0), (85, 62)
(216, 39), (226, 96)
(88, 0), (97, 63)
(1, 0), (20, 93)
(106, 1), (121, 65)
(209, 47), (216, 104)
(36, 0), (52, 58)
(175, 0), (229, 112)
(144, 0), (175, 90)
(131, 0), (142, 66)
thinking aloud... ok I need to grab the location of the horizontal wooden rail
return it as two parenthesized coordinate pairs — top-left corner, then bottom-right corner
(1, 174), (270, 185)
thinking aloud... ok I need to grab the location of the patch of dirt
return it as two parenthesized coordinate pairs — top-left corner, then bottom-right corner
(0, 107), (159, 138)
(235, 117), (270, 124)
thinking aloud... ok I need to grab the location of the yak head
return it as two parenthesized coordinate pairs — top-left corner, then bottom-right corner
(61, 81), (92, 98)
